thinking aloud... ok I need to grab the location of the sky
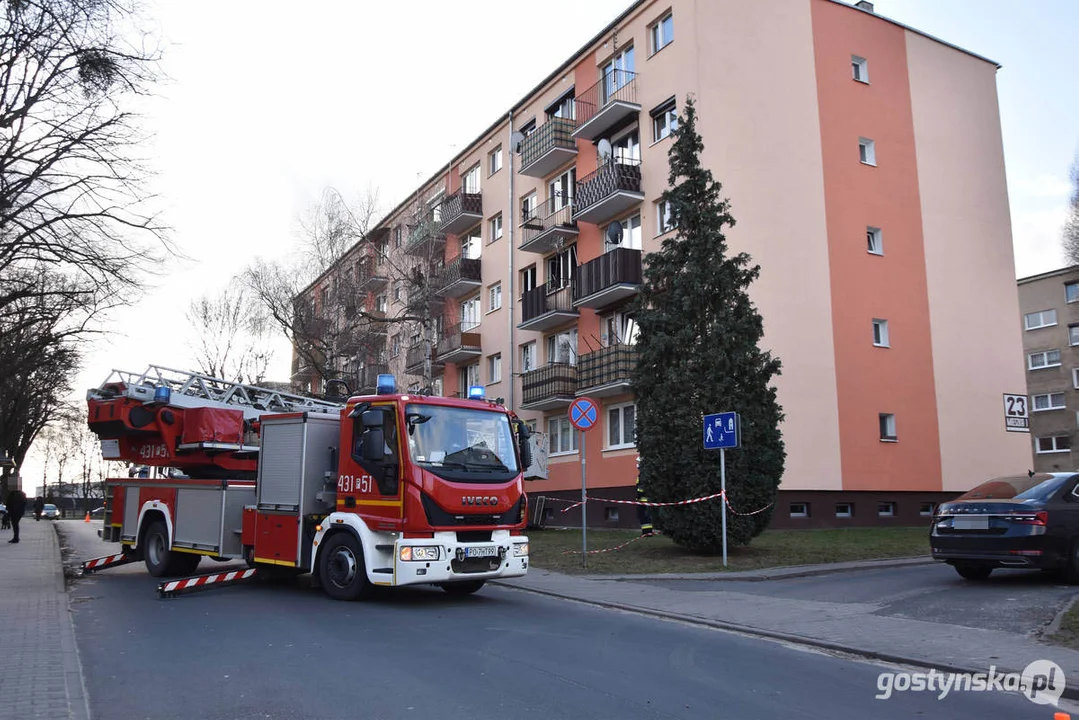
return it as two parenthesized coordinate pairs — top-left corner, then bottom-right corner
(20, 0), (1079, 483)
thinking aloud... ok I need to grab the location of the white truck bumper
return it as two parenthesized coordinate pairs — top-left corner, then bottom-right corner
(391, 530), (529, 586)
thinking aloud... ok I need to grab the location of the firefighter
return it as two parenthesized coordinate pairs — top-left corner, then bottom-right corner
(636, 455), (654, 536)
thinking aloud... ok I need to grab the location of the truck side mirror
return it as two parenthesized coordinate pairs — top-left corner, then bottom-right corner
(361, 410), (383, 428)
(517, 426), (533, 470)
(362, 428), (385, 462)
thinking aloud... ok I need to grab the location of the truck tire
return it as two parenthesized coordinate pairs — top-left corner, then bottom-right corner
(170, 553), (201, 576)
(319, 533), (374, 601)
(440, 580), (486, 596)
(143, 520), (201, 577)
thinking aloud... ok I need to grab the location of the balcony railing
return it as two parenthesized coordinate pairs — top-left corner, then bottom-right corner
(405, 342), (443, 374)
(576, 346), (637, 397)
(573, 158), (644, 225)
(518, 283), (578, 332)
(573, 70), (640, 141)
(433, 256), (482, 298)
(439, 189), (483, 235)
(519, 204), (579, 255)
(518, 117), (578, 178)
(404, 220), (446, 256)
(572, 247), (643, 309)
(352, 364), (390, 394)
(435, 321), (482, 364)
(521, 362), (578, 410)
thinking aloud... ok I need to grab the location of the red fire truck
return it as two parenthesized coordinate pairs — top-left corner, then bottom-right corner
(84, 366), (532, 599)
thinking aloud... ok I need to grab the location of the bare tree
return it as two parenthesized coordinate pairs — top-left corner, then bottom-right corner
(186, 285), (273, 383)
(1064, 154), (1079, 265)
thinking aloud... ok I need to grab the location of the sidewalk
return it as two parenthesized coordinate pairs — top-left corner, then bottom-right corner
(0, 519), (89, 720)
(496, 563), (1079, 700)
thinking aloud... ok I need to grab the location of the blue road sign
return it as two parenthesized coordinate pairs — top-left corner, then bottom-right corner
(704, 412), (740, 450)
(569, 397), (599, 432)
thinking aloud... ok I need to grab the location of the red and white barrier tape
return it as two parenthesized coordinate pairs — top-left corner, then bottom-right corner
(561, 531), (661, 555)
(82, 553), (128, 570)
(546, 490), (772, 517)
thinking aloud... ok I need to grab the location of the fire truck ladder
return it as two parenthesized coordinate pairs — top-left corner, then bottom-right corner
(88, 365), (346, 421)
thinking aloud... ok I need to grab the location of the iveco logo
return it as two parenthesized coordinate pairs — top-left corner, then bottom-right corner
(462, 496), (499, 507)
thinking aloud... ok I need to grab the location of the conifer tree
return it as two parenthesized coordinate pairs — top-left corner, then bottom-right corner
(631, 97), (784, 550)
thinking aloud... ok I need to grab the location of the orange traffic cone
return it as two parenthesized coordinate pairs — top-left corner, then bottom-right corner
(1055, 712), (1071, 720)
(84, 511), (90, 523)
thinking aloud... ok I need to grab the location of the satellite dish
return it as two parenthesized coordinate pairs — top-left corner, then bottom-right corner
(510, 131), (525, 153)
(597, 138), (612, 161)
(605, 222), (623, 244)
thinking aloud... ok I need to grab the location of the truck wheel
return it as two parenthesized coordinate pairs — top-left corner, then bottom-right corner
(319, 533), (374, 601)
(169, 553), (201, 576)
(954, 564), (992, 581)
(143, 521), (173, 577)
(440, 580), (486, 596)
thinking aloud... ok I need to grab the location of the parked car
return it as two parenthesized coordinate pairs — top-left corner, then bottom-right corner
(42, 503), (60, 520)
(930, 472), (1079, 581)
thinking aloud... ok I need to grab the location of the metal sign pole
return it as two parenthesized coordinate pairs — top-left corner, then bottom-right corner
(721, 448), (728, 567)
(580, 429), (587, 567)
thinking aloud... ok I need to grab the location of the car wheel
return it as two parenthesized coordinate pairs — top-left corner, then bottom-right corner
(1063, 541), (1079, 584)
(319, 533), (374, 601)
(954, 564), (993, 581)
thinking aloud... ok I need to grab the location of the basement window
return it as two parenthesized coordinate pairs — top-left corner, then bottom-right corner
(835, 503), (854, 518)
(789, 502), (809, 518)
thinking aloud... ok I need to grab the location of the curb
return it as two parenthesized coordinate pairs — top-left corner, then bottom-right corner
(494, 579), (1079, 702)
(589, 556), (937, 582)
(50, 523), (91, 720)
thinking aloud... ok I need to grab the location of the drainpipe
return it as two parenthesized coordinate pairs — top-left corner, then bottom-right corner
(506, 111), (516, 412)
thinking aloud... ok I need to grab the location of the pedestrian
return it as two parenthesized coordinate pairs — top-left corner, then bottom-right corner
(5, 489), (26, 543)
(33, 495), (44, 521)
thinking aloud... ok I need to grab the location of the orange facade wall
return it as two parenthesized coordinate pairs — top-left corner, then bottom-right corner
(810, 0), (942, 492)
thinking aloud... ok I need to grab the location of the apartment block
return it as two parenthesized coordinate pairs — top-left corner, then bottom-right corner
(294, 0), (1030, 528)
(1018, 266), (1079, 472)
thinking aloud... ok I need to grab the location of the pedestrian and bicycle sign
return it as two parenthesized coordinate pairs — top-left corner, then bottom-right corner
(569, 397), (599, 432)
(1003, 393), (1029, 433)
(704, 412), (740, 450)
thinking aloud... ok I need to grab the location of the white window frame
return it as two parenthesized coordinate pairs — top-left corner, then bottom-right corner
(851, 55), (869, 83)
(655, 199), (673, 236)
(835, 503), (854, 518)
(462, 164), (481, 194)
(548, 168), (576, 212)
(521, 342), (536, 373)
(651, 101), (677, 143)
(488, 282), (502, 312)
(1036, 435), (1071, 454)
(461, 296), (481, 332)
(521, 191), (538, 222)
(460, 362), (480, 390)
(1032, 393), (1066, 412)
(487, 353), (502, 385)
(789, 503), (809, 518)
(607, 402), (636, 450)
(1067, 282), (1079, 304)
(872, 319), (889, 348)
(919, 502), (936, 517)
(858, 137), (876, 166)
(867, 226), (883, 255)
(878, 501), (895, 517)
(489, 213), (503, 242)
(1029, 349), (1062, 370)
(650, 12), (673, 55)
(390, 335), (400, 358)
(1024, 309), (1058, 330)
(521, 265), (538, 294)
(547, 328), (578, 366)
(1070, 324), (1079, 346)
(489, 146), (503, 176)
(879, 413), (897, 442)
(1073, 367), (1079, 389)
(548, 416), (579, 456)
(375, 294), (388, 313)
(461, 227), (482, 259)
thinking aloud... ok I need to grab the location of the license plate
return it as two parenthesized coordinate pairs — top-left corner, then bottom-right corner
(953, 516), (989, 530)
(465, 546), (498, 558)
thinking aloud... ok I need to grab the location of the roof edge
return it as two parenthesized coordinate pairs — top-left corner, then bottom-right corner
(1017, 265), (1079, 285)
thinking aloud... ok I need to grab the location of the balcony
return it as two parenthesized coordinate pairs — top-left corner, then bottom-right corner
(576, 346), (637, 398)
(439, 189), (483, 235)
(519, 204), (579, 256)
(573, 70), (640, 142)
(352, 364), (390, 395)
(573, 159), (644, 226)
(405, 342), (443, 375)
(518, 118), (578, 178)
(356, 265), (389, 293)
(435, 322), (482, 364)
(521, 362), (578, 410)
(518, 283), (578, 332)
(366, 309), (389, 335)
(572, 247), (643, 309)
(433, 256), (482, 298)
(404, 221), (446, 257)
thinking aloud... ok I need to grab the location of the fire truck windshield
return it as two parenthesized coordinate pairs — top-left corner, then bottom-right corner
(405, 404), (519, 479)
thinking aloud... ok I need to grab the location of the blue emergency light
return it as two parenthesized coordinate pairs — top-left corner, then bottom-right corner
(153, 386), (171, 404)
(468, 385), (485, 400)
(376, 374), (397, 394)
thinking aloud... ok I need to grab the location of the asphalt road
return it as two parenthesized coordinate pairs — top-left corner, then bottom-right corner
(57, 522), (1062, 720)
(632, 563), (1079, 635)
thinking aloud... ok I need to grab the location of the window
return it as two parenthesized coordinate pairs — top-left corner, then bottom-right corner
(521, 342), (536, 373)
(872, 319), (889, 347)
(489, 146), (503, 175)
(519, 118), (537, 137)
(603, 310), (639, 346)
(851, 55), (869, 83)
(488, 283), (502, 312)
(919, 502), (936, 517)
(602, 46), (635, 104)
(650, 12), (673, 54)
(651, 99), (677, 142)
(867, 226), (883, 255)
(1033, 393), (1066, 411)
(879, 413), (897, 441)
(489, 213), (503, 242)
(858, 138), (876, 166)
(617, 213), (643, 250)
(393, 226), (402, 249)
(1071, 324), (1079, 346)
(521, 191), (538, 222)
(607, 402), (636, 449)
(655, 199), (673, 235)
(462, 164), (481, 194)
(461, 297), (481, 331)
(375, 294), (388, 312)
(547, 329), (578, 365)
(548, 169), (576, 212)
(604, 508), (620, 523)
(789, 503), (809, 518)
(547, 92), (575, 120)
(547, 244), (578, 290)
(1029, 349), (1062, 370)
(548, 416), (578, 455)
(461, 227), (481, 259)
(835, 503), (854, 518)
(521, 265), (537, 293)
(432, 377), (443, 397)
(1036, 436), (1071, 454)
(393, 281), (403, 303)
(878, 502), (895, 517)
(390, 335), (400, 358)
(612, 128), (640, 162)
(487, 353), (502, 384)
(459, 363), (480, 391)
(1024, 309), (1058, 330)
(1067, 282), (1079, 303)
(1073, 367), (1079, 389)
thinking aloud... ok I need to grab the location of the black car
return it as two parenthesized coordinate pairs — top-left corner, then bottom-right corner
(930, 472), (1079, 581)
